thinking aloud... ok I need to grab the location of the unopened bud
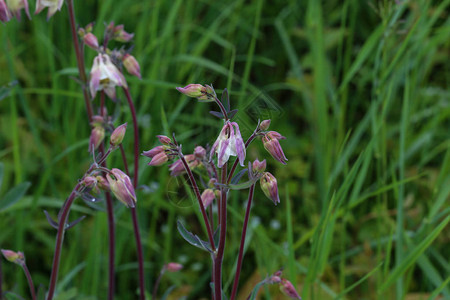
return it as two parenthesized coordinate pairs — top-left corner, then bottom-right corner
(280, 279), (302, 299)
(113, 24), (134, 42)
(252, 159), (266, 174)
(165, 262), (183, 272)
(110, 123), (127, 147)
(123, 54), (141, 79)
(82, 176), (97, 188)
(83, 32), (99, 50)
(89, 126), (105, 153)
(106, 168), (136, 208)
(260, 172), (280, 205)
(157, 135), (172, 145)
(1, 249), (25, 265)
(176, 84), (215, 102)
(0, 0), (11, 23)
(201, 189), (215, 208)
(96, 175), (109, 190)
(194, 146), (206, 159)
(259, 119), (271, 131)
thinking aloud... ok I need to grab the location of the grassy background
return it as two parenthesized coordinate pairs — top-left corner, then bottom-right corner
(1, 0), (449, 299)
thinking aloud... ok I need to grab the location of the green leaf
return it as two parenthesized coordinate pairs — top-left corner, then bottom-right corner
(247, 279), (267, 300)
(176, 220), (212, 253)
(0, 182), (31, 212)
(0, 162), (4, 192)
(160, 285), (176, 300)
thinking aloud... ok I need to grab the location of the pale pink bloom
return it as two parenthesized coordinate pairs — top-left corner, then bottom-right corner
(0, 0), (11, 22)
(89, 53), (127, 100)
(106, 168), (136, 208)
(6, 0), (29, 20)
(210, 121), (246, 168)
(35, 0), (63, 20)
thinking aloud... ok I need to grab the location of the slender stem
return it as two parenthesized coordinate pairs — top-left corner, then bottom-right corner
(21, 264), (36, 300)
(122, 87), (139, 187)
(178, 152), (216, 251)
(121, 87), (145, 300)
(152, 269), (165, 300)
(214, 165), (228, 300)
(230, 184), (255, 300)
(213, 96), (228, 121)
(227, 133), (257, 184)
(46, 183), (81, 300)
(119, 145), (130, 175)
(0, 254), (3, 300)
(67, 0), (93, 122)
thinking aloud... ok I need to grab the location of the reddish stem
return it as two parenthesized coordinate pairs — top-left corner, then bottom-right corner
(230, 184), (255, 300)
(227, 133), (257, 184)
(122, 87), (139, 187)
(21, 264), (36, 300)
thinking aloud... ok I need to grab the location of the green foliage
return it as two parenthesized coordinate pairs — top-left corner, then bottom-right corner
(0, 0), (449, 299)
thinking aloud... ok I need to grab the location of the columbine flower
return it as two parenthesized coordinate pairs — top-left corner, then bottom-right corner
(210, 121), (246, 168)
(252, 158), (266, 174)
(260, 172), (280, 205)
(89, 53), (127, 100)
(280, 279), (302, 299)
(259, 119), (271, 131)
(122, 54), (141, 79)
(0, 0), (11, 22)
(83, 32), (99, 50)
(110, 123), (127, 147)
(142, 146), (169, 166)
(6, 0), (29, 20)
(194, 146), (206, 159)
(106, 168), (136, 208)
(113, 24), (134, 42)
(176, 84), (215, 102)
(35, 0), (63, 20)
(262, 131), (288, 165)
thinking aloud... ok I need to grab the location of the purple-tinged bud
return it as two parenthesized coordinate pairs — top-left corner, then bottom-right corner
(113, 24), (134, 42)
(169, 154), (199, 176)
(194, 146), (206, 159)
(268, 275), (282, 284)
(82, 176), (97, 188)
(280, 279), (302, 299)
(0, 0), (11, 23)
(156, 135), (172, 145)
(34, 0), (63, 20)
(259, 119), (271, 131)
(106, 168), (136, 208)
(83, 32), (99, 50)
(89, 126), (105, 153)
(252, 159), (266, 174)
(96, 175), (109, 190)
(262, 131), (288, 165)
(123, 54), (141, 79)
(110, 123), (127, 147)
(201, 189), (215, 209)
(210, 121), (246, 167)
(6, 0), (30, 21)
(260, 172), (280, 205)
(142, 145), (165, 158)
(1, 249), (25, 265)
(165, 262), (183, 272)
(148, 151), (169, 166)
(89, 53), (127, 100)
(176, 84), (215, 102)
(208, 178), (217, 188)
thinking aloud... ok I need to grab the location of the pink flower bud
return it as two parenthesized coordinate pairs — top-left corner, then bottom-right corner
(142, 145), (165, 158)
(210, 121), (246, 167)
(89, 125), (105, 153)
(106, 168), (136, 208)
(252, 159), (266, 174)
(5, 0), (29, 21)
(110, 123), (127, 147)
(123, 54), (141, 79)
(81, 176), (97, 188)
(194, 146), (206, 159)
(201, 189), (215, 208)
(165, 262), (183, 272)
(208, 178), (217, 188)
(259, 119), (271, 131)
(260, 172), (280, 205)
(280, 279), (302, 299)
(176, 84), (215, 102)
(96, 175), (109, 190)
(83, 32), (99, 50)
(156, 135), (172, 145)
(1, 249), (25, 265)
(113, 24), (134, 42)
(35, 0), (63, 20)
(169, 154), (199, 176)
(0, 0), (11, 23)
(263, 131), (288, 165)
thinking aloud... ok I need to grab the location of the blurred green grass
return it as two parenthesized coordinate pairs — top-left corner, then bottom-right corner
(0, 0), (449, 299)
